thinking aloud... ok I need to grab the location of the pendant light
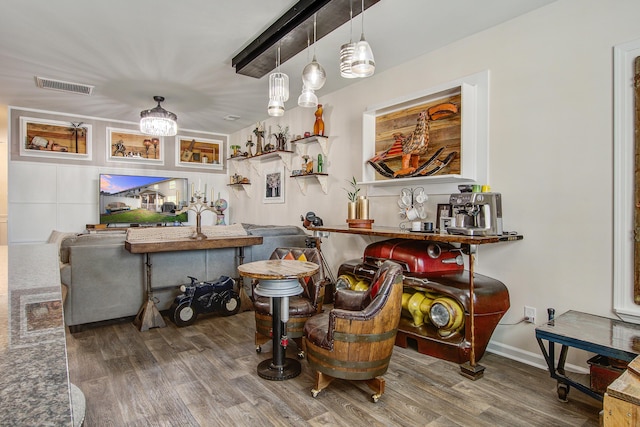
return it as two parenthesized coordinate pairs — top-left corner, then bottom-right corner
(140, 96), (177, 136)
(350, 0), (375, 78)
(297, 84), (318, 108)
(301, 14), (326, 91)
(339, 0), (357, 79)
(298, 36), (318, 108)
(268, 45), (288, 117)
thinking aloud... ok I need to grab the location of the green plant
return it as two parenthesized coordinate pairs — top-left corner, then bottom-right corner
(344, 176), (360, 202)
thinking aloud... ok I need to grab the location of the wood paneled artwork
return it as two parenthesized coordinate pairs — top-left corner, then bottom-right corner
(370, 92), (461, 180)
(176, 136), (223, 169)
(20, 117), (91, 159)
(107, 127), (163, 163)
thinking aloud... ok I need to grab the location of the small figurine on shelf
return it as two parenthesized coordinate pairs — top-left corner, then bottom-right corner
(314, 104), (325, 136)
(231, 145), (241, 157)
(302, 155), (310, 174)
(253, 122), (265, 155)
(246, 136), (254, 157)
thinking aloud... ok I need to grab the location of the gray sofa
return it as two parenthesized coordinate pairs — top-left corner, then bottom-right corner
(56, 224), (310, 327)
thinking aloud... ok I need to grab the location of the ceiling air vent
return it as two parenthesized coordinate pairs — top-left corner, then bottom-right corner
(35, 76), (94, 96)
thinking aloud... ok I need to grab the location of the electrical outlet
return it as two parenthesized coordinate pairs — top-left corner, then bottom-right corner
(524, 306), (536, 323)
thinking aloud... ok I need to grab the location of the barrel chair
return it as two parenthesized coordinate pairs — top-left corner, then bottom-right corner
(252, 247), (327, 358)
(302, 260), (404, 402)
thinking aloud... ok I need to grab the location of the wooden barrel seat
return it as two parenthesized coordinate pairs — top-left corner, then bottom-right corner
(303, 260), (404, 402)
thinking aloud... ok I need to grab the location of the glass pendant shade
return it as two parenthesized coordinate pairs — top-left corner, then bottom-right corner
(140, 96), (177, 136)
(269, 72), (289, 102)
(267, 98), (285, 117)
(340, 41), (357, 78)
(297, 85), (318, 108)
(351, 34), (375, 77)
(302, 55), (326, 91)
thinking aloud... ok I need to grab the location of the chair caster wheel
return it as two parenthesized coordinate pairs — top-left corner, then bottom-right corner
(371, 394), (381, 403)
(297, 351), (305, 359)
(311, 389), (320, 398)
(256, 346), (262, 354)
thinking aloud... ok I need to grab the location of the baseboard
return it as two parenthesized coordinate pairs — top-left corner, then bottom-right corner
(486, 340), (590, 375)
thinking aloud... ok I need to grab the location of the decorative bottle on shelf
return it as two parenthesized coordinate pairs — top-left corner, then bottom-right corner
(317, 153), (323, 173)
(313, 104), (324, 136)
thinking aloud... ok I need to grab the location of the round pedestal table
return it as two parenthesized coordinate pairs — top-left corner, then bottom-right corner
(238, 259), (319, 381)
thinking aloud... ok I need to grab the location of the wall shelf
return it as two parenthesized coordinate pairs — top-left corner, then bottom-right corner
(248, 150), (295, 175)
(227, 182), (253, 198)
(290, 173), (328, 195)
(292, 135), (330, 157)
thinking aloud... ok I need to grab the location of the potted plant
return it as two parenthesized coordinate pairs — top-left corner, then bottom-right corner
(231, 145), (241, 157)
(272, 125), (290, 151)
(345, 176), (360, 219)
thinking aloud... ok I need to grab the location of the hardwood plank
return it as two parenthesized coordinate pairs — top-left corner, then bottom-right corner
(65, 310), (601, 426)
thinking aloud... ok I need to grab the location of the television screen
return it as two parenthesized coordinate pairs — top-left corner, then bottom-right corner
(99, 174), (189, 225)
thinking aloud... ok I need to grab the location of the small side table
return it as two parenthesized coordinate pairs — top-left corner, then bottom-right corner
(238, 259), (319, 381)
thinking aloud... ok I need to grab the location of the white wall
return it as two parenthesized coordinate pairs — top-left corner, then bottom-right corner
(229, 0), (640, 369)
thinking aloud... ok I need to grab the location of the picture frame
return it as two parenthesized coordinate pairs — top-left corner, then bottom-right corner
(106, 127), (164, 164)
(263, 164), (285, 204)
(175, 135), (224, 170)
(19, 116), (92, 160)
(362, 70), (489, 193)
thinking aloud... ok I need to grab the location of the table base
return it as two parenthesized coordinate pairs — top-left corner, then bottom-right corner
(257, 357), (301, 381)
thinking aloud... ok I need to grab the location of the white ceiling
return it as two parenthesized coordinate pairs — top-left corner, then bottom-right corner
(0, 0), (556, 134)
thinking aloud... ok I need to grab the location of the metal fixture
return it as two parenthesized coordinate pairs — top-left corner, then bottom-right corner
(351, 0), (375, 77)
(139, 96), (177, 136)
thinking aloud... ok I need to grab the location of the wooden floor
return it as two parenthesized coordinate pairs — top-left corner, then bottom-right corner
(66, 310), (602, 427)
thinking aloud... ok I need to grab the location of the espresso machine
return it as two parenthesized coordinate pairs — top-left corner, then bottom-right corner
(446, 192), (503, 236)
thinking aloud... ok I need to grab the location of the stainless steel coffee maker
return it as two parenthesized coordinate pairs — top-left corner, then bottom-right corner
(446, 192), (503, 236)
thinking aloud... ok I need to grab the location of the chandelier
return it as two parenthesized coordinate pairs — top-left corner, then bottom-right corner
(140, 96), (177, 136)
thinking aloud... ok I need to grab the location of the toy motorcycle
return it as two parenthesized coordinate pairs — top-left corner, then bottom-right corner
(170, 275), (241, 327)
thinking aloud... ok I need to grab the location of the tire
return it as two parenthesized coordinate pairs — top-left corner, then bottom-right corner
(221, 293), (241, 316)
(172, 301), (198, 327)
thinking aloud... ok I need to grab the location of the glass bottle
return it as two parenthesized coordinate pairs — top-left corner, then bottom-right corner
(313, 104), (324, 136)
(317, 153), (323, 173)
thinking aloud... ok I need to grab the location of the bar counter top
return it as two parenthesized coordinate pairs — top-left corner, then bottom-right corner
(0, 244), (72, 426)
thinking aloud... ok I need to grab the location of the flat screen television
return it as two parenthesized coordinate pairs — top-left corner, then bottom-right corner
(99, 174), (189, 225)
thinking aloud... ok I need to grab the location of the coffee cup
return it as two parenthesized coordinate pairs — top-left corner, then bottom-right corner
(423, 222), (434, 232)
(411, 221), (422, 231)
(405, 207), (420, 221)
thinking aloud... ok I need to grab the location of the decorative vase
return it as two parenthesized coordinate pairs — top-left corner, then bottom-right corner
(356, 196), (369, 219)
(255, 134), (263, 156)
(313, 104), (324, 136)
(347, 201), (357, 220)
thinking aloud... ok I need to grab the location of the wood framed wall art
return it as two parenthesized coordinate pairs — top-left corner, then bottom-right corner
(362, 70), (489, 194)
(106, 127), (164, 164)
(175, 135), (223, 170)
(19, 116), (92, 160)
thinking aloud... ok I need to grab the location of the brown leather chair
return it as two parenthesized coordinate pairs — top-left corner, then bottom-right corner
(302, 260), (404, 402)
(252, 247), (326, 357)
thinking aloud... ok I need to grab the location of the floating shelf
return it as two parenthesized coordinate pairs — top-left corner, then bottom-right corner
(290, 173), (329, 195)
(292, 135), (330, 157)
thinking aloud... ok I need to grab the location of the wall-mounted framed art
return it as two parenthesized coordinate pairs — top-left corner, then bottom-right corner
(263, 164), (285, 204)
(175, 135), (224, 170)
(106, 127), (164, 164)
(362, 70), (489, 194)
(19, 116), (92, 161)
